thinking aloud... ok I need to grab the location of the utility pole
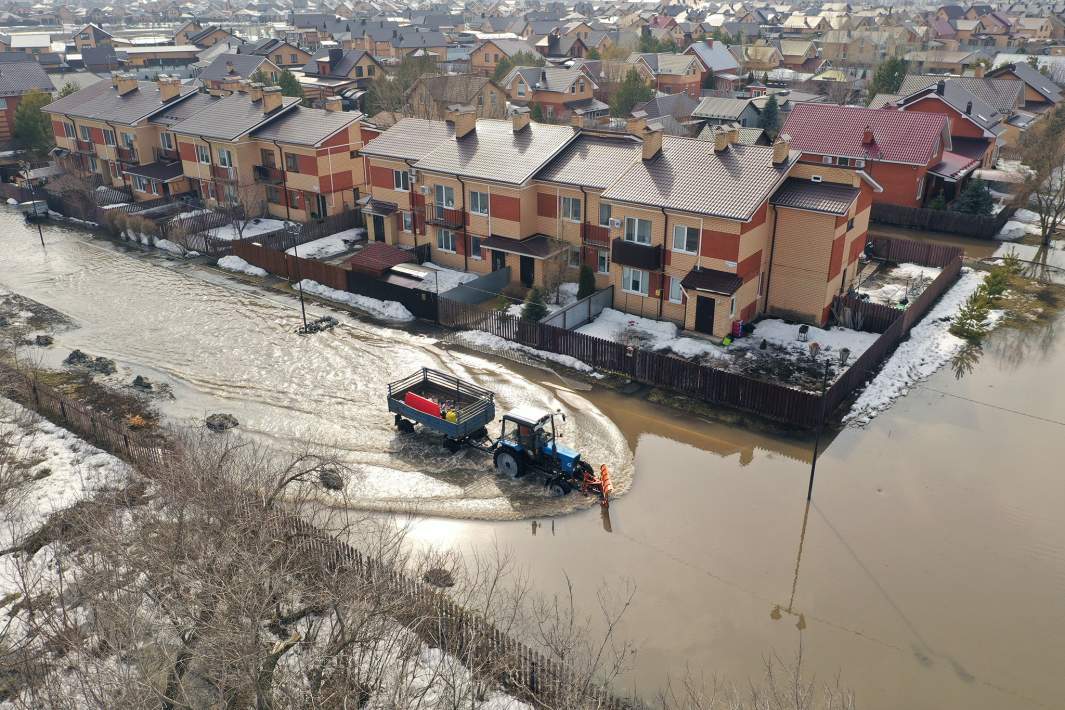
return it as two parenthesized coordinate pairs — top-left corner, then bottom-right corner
(807, 359), (831, 502)
(22, 162), (45, 247)
(292, 237), (308, 332)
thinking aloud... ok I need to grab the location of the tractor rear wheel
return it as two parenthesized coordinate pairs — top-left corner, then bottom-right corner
(546, 478), (571, 497)
(494, 450), (522, 479)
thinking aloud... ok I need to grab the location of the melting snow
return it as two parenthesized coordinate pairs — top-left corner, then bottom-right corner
(285, 228), (365, 259)
(451, 330), (594, 373)
(298, 278), (414, 322)
(416, 262), (478, 293)
(209, 218), (295, 242)
(217, 254), (268, 277)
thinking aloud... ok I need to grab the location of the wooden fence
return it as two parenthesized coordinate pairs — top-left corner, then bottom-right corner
(0, 363), (637, 710)
(866, 235), (966, 267)
(871, 202), (1015, 240)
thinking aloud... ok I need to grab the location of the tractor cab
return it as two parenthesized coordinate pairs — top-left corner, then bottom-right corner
(495, 406), (593, 497)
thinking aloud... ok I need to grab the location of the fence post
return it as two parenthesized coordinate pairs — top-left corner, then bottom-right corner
(59, 400), (67, 421)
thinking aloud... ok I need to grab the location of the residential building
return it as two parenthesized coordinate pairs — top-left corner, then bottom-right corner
(187, 26), (243, 49)
(684, 38), (741, 92)
(469, 38), (539, 77)
(987, 62), (1064, 113)
(199, 53), (281, 94)
(406, 75), (507, 121)
(294, 49), (382, 101)
(239, 38), (312, 69)
(895, 78), (1006, 165)
(361, 108), (869, 336)
(0, 58), (54, 147)
(71, 24), (114, 51)
(501, 65), (607, 121)
(692, 97), (762, 128)
(628, 53), (704, 97)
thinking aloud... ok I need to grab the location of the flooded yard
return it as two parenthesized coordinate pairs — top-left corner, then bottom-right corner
(3, 209), (1065, 709)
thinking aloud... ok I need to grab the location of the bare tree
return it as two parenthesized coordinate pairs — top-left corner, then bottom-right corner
(1021, 122), (1065, 246)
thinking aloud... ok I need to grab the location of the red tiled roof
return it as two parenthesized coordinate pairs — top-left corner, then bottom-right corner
(782, 103), (948, 166)
(348, 242), (415, 277)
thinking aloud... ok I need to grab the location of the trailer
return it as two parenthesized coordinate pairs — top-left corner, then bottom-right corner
(387, 368), (611, 502)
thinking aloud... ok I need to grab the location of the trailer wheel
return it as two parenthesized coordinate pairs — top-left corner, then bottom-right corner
(397, 419), (415, 433)
(546, 479), (571, 497)
(443, 438), (461, 453)
(494, 450), (523, 479)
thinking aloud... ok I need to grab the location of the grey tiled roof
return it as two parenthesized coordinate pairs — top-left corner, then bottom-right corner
(0, 59), (54, 97)
(198, 53), (268, 82)
(149, 91), (217, 126)
(535, 134), (642, 189)
(358, 117), (455, 162)
(481, 37), (538, 57)
(43, 79), (200, 125)
(897, 74), (1022, 115)
(692, 96), (752, 120)
(503, 66), (585, 93)
(770, 178), (860, 215)
(169, 93), (300, 140)
(601, 137), (792, 221)
(300, 49), (372, 78)
(991, 61), (1063, 103)
(252, 106), (361, 146)
(414, 119), (577, 185)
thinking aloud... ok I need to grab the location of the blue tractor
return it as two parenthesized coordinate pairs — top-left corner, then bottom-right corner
(492, 405), (601, 498)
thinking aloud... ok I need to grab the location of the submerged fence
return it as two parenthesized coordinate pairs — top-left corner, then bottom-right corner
(870, 203), (1015, 240)
(0, 363), (638, 710)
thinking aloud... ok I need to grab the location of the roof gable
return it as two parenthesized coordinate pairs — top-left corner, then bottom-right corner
(782, 103), (948, 165)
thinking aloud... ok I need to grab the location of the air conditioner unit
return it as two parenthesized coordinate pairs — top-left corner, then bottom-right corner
(418, 185), (431, 195)
(608, 218), (621, 229)
(408, 169), (418, 183)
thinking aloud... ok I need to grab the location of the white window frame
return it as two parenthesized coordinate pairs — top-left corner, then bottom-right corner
(916, 176), (925, 200)
(402, 211), (413, 232)
(196, 143), (211, 164)
(624, 217), (651, 245)
(217, 148), (234, 168)
(598, 203), (611, 227)
(132, 175), (149, 192)
(470, 190), (489, 215)
(434, 184), (455, 207)
(393, 169), (410, 192)
(64, 123), (75, 138)
(561, 196), (581, 222)
(121, 132), (135, 149)
(471, 235), (484, 259)
(729, 296), (737, 318)
(822, 155), (833, 165)
(671, 224), (699, 254)
(102, 129), (116, 146)
(160, 132), (174, 150)
(516, 80), (527, 97)
(597, 248), (610, 275)
(622, 267), (649, 296)
(568, 245), (581, 267)
(436, 228), (456, 252)
(79, 124), (91, 141)
(668, 277), (683, 304)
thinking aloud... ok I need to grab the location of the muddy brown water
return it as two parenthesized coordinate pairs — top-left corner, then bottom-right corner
(3, 212), (1065, 708)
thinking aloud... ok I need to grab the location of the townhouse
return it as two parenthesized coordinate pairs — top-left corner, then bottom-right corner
(469, 38), (539, 77)
(45, 74), (366, 216)
(294, 49), (382, 101)
(501, 65), (607, 121)
(239, 38), (312, 69)
(199, 53), (281, 94)
(360, 108), (871, 337)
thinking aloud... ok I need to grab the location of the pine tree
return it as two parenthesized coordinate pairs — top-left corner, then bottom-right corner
(276, 69), (304, 99)
(761, 94), (780, 139)
(58, 82), (79, 98)
(953, 179), (994, 216)
(609, 68), (654, 117)
(13, 89), (54, 158)
(521, 287), (549, 322)
(530, 102), (545, 122)
(577, 264), (596, 299)
(866, 57), (908, 101)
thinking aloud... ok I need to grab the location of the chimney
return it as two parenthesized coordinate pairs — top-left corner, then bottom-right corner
(936, 79), (946, 96)
(705, 37), (714, 48)
(328, 47), (343, 66)
(446, 104), (477, 138)
(626, 116), (647, 135)
(713, 126), (730, 152)
(641, 127), (662, 160)
(512, 105), (531, 132)
(727, 123), (740, 145)
(158, 74), (182, 102)
(965, 100), (973, 115)
(323, 96), (342, 112)
(261, 85), (283, 114)
(110, 70), (122, 88)
(862, 126), (874, 145)
(116, 72), (138, 96)
(772, 133), (791, 165)
(236, 78), (250, 94)
(973, 63), (985, 78)
(248, 82), (263, 102)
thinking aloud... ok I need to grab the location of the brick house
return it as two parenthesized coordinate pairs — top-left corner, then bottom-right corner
(500, 66), (608, 121)
(895, 79), (1005, 167)
(0, 58), (54, 147)
(628, 53), (704, 97)
(469, 38), (539, 77)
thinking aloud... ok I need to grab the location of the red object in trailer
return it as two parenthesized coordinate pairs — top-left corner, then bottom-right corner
(404, 391), (441, 418)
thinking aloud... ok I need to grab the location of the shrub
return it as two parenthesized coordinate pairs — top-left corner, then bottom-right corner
(983, 267), (1010, 299)
(1000, 248), (1022, 274)
(521, 287), (549, 322)
(950, 289), (992, 342)
(577, 264), (596, 300)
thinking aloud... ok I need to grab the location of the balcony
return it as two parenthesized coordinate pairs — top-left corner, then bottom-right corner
(75, 139), (95, 154)
(155, 147), (179, 161)
(254, 165), (284, 184)
(611, 238), (662, 271)
(116, 146), (139, 163)
(582, 223), (611, 247)
(424, 204), (465, 229)
(211, 164), (237, 182)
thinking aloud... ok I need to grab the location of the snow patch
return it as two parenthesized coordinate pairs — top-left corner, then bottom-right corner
(740, 319), (880, 361)
(209, 218), (294, 242)
(286, 229), (364, 259)
(299, 279), (414, 322)
(997, 220), (1042, 241)
(452, 330), (594, 373)
(577, 308), (728, 361)
(217, 255), (268, 277)
(846, 269), (997, 425)
(417, 262), (478, 293)
(6, 197), (19, 205)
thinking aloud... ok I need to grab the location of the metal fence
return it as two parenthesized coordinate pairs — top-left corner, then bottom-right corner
(542, 287), (615, 330)
(0, 364), (637, 710)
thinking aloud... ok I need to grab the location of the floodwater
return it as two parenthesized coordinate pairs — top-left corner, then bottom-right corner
(4, 212), (1065, 709)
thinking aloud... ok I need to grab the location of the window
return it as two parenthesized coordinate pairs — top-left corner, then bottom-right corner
(275, 54), (282, 64)
(64, 123), (75, 138)
(290, 53), (297, 63)
(847, 217), (855, 230)
(516, 81), (526, 96)
(729, 296), (737, 318)
(916, 176), (925, 200)
(838, 157), (850, 167)
(597, 248), (610, 274)
(393, 169), (410, 191)
(568, 245), (581, 267)
(196, 143), (210, 164)
(437, 228), (456, 252)
(223, 183), (238, 204)
(599, 203), (611, 227)
(288, 189), (301, 207)
(368, 65), (375, 76)
(161, 132), (174, 150)
(89, 156), (98, 173)
(624, 217), (651, 244)
(286, 152), (300, 173)
(569, 83), (576, 93)
(669, 277), (683, 304)
(355, 65), (364, 77)
(822, 155), (833, 165)
(578, 79), (585, 92)
(672, 224), (699, 253)
(622, 267), (648, 295)
(79, 124), (91, 141)
(132, 175), (150, 192)
(561, 196), (581, 222)
(266, 185), (282, 204)
(102, 129), (116, 146)
(471, 235), (483, 259)
(260, 148), (275, 167)
(402, 211), (413, 232)
(122, 133), (134, 148)
(217, 148), (233, 168)
(434, 184), (455, 207)
(470, 190), (489, 215)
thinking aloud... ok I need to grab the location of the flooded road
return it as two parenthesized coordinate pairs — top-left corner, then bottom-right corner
(4, 211), (1065, 708)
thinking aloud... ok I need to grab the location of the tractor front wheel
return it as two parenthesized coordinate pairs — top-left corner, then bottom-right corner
(546, 478), (571, 497)
(494, 450), (523, 479)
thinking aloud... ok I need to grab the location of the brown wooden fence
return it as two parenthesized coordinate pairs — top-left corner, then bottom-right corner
(871, 202), (1015, 240)
(233, 240), (350, 290)
(0, 363), (637, 710)
(866, 235), (966, 267)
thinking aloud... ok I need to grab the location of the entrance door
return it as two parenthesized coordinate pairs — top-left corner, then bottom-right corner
(519, 255), (534, 288)
(694, 296), (715, 335)
(491, 249), (506, 271)
(372, 214), (385, 242)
